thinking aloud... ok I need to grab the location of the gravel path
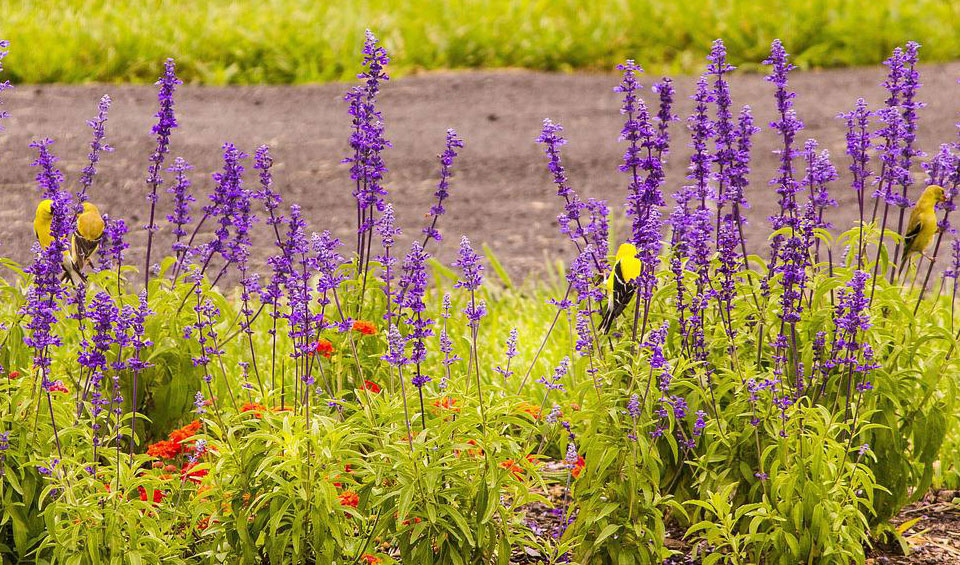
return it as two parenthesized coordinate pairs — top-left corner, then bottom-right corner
(2, 63), (960, 283)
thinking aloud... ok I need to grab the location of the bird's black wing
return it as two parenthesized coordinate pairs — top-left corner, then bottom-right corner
(902, 219), (923, 256)
(599, 262), (636, 334)
(73, 230), (103, 270)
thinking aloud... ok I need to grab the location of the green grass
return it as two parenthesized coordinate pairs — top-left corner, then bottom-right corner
(3, 0), (960, 84)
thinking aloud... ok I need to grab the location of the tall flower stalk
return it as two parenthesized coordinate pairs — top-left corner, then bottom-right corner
(143, 59), (181, 295)
(454, 236), (487, 422)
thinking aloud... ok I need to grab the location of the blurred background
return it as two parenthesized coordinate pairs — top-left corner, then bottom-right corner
(4, 0), (960, 84)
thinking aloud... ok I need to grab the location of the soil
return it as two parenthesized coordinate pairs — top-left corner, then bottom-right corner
(3, 63), (960, 284)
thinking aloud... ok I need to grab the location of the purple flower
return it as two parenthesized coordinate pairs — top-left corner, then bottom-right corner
(194, 390), (206, 415)
(536, 357), (569, 392)
(254, 145), (282, 220)
(422, 129), (464, 243)
(96, 214), (129, 272)
(344, 30), (391, 238)
(166, 157), (194, 256)
(840, 99), (873, 226)
(546, 404), (562, 424)
(143, 58), (181, 290)
(398, 242), (433, 386)
(708, 39), (738, 207)
(944, 237), (960, 284)
(382, 324), (408, 366)
(453, 236), (486, 327)
(146, 59), (181, 192)
(77, 95), (113, 203)
(764, 39), (805, 241)
(802, 139), (839, 228)
(686, 77), (715, 206)
(494, 328), (519, 380)
(0, 40), (11, 130)
(536, 119), (588, 246)
(564, 442), (579, 467)
(627, 394), (641, 420)
(25, 140), (71, 382)
(376, 203), (401, 321)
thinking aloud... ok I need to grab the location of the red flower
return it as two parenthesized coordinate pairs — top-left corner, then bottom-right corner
(181, 462), (208, 484)
(360, 380), (381, 393)
(138, 486), (166, 503)
(571, 456), (586, 479)
(360, 554), (382, 565)
(147, 440), (181, 460)
(48, 381), (69, 393)
(315, 338), (334, 358)
(7, 370), (19, 379)
(352, 320), (378, 335)
(338, 490), (359, 508)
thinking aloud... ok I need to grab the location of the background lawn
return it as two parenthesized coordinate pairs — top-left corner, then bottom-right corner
(3, 0), (960, 84)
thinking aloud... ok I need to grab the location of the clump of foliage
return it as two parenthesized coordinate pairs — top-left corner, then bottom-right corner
(1, 31), (960, 564)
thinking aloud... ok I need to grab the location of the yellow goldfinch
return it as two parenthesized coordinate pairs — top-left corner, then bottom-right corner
(34, 199), (105, 283)
(599, 243), (643, 334)
(899, 184), (946, 275)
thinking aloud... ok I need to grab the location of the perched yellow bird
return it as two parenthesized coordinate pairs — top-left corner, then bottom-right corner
(34, 199), (105, 283)
(899, 184), (946, 275)
(598, 243), (644, 334)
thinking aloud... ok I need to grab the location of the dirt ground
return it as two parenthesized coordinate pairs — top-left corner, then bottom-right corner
(2, 63), (960, 284)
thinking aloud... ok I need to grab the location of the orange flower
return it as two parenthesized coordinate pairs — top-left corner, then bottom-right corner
(48, 381), (69, 393)
(169, 420), (201, 444)
(571, 456), (586, 479)
(352, 320), (378, 335)
(401, 516), (422, 526)
(466, 439), (483, 457)
(147, 440), (181, 460)
(241, 402), (266, 417)
(517, 402), (541, 420)
(360, 380), (381, 393)
(432, 396), (460, 412)
(338, 490), (359, 508)
(315, 338), (334, 358)
(360, 554), (382, 565)
(196, 515), (210, 531)
(500, 459), (524, 480)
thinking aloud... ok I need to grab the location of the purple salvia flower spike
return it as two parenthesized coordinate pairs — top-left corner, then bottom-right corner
(77, 94), (113, 205)
(423, 128), (464, 245)
(144, 58), (181, 293)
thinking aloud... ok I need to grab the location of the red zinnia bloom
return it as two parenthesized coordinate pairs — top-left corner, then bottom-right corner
(352, 320), (378, 335)
(338, 490), (359, 508)
(315, 338), (334, 358)
(360, 380), (381, 393)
